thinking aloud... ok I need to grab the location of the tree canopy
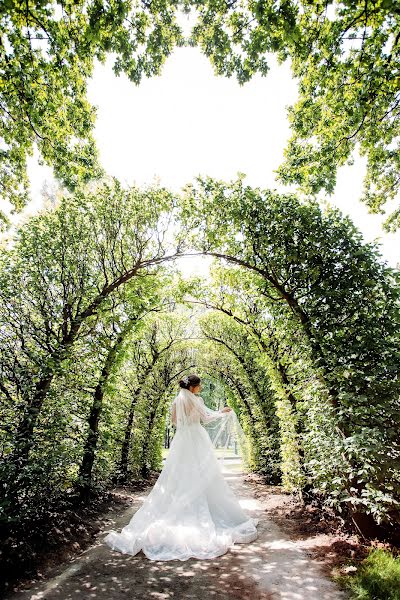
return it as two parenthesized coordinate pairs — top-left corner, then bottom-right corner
(2, 0), (399, 227)
(191, 0), (400, 228)
(0, 0), (184, 223)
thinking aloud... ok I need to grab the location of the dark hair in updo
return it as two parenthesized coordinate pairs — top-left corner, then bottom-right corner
(179, 374), (201, 390)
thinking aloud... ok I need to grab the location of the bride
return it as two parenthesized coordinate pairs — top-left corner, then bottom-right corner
(103, 373), (258, 561)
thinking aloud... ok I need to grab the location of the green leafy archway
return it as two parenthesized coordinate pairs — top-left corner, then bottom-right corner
(0, 177), (399, 545)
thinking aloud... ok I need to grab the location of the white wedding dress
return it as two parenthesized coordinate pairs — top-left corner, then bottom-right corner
(103, 388), (258, 561)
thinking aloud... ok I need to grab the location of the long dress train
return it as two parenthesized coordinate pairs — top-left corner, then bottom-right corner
(103, 388), (258, 561)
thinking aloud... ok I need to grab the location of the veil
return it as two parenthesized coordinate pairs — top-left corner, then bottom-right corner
(173, 388), (251, 472)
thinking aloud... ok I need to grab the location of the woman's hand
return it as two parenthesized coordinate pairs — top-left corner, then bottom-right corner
(220, 406), (233, 413)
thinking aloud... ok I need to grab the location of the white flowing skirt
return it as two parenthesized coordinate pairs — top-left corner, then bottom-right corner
(104, 422), (258, 561)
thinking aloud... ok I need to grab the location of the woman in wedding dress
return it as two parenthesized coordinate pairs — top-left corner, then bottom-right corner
(103, 374), (258, 561)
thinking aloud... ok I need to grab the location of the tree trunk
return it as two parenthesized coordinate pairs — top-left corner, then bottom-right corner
(77, 323), (133, 500)
(117, 395), (139, 483)
(141, 407), (158, 479)
(12, 373), (54, 464)
(77, 373), (106, 501)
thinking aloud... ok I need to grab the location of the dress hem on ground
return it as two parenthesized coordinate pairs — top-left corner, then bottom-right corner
(104, 516), (259, 561)
(103, 389), (259, 562)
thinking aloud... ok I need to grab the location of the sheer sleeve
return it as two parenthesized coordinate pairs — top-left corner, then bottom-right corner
(172, 388), (252, 472)
(197, 396), (225, 424)
(174, 389), (225, 427)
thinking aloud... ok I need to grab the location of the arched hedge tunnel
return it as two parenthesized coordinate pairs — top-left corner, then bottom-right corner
(0, 176), (399, 544)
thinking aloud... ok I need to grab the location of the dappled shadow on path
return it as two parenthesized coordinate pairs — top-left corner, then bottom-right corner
(6, 472), (346, 600)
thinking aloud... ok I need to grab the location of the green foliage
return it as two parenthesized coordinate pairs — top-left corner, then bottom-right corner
(3, 1), (399, 230)
(188, 0), (400, 229)
(179, 176), (400, 526)
(339, 548), (400, 600)
(0, 1), (184, 220)
(1, 173), (400, 542)
(0, 0), (400, 229)
(0, 179), (180, 525)
(277, 2), (400, 231)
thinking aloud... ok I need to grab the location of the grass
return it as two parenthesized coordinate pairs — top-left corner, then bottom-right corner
(338, 548), (400, 600)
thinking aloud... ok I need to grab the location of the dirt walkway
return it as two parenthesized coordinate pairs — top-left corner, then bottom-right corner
(6, 469), (347, 600)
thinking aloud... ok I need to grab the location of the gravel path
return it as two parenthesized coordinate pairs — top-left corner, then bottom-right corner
(6, 469), (347, 600)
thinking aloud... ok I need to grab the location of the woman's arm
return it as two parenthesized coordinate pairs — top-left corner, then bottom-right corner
(197, 396), (232, 422)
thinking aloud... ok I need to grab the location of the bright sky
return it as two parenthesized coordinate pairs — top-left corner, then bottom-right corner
(13, 15), (400, 275)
